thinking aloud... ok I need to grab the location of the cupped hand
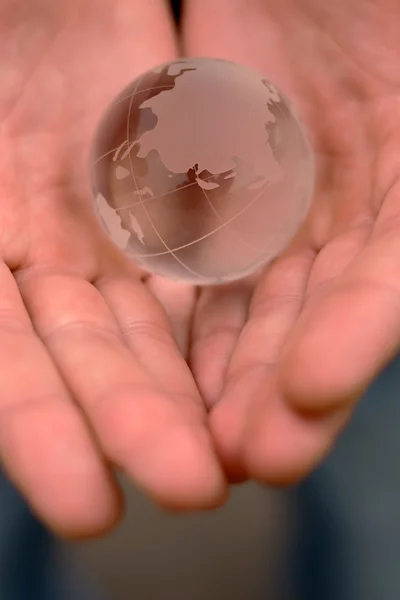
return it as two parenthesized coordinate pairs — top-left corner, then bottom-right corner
(183, 0), (400, 482)
(0, 0), (227, 539)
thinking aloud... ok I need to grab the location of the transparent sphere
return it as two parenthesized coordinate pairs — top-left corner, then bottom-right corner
(91, 57), (314, 285)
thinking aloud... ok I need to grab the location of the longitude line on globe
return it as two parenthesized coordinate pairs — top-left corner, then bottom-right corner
(125, 79), (206, 281)
(198, 186), (262, 253)
(137, 179), (272, 258)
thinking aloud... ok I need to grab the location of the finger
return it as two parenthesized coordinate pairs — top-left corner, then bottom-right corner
(189, 278), (254, 409)
(220, 225), (370, 483)
(241, 376), (352, 485)
(146, 276), (196, 357)
(281, 214), (400, 413)
(96, 270), (227, 508)
(209, 249), (314, 478)
(211, 220), (372, 482)
(0, 263), (119, 538)
(210, 219), (373, 475)
(19, 266), (226, 510)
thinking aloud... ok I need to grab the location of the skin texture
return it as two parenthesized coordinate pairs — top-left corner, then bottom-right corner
(183, 0), (400, 481)
(0, 0), (226, 539)
(1, 0), (400, 538)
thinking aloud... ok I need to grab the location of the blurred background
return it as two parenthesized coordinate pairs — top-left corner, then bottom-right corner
(72, 481), (289, 600)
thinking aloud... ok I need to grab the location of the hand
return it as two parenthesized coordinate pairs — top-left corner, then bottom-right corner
(0, 0), (227, 539)
(183, 0), (400, 482)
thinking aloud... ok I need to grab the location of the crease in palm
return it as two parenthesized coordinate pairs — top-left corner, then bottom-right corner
(0, 0), (399, 538)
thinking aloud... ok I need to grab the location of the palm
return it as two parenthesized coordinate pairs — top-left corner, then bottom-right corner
(0, 0), (227, 538)
(184, 0), (400, 482)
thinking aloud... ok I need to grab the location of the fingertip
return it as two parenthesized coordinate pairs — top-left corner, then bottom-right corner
(242, 426), (317, 487)
(209, 363), (270, 478)
(0, 400), (123, 540)
(241, 394), (350, 486)
(47, 487), (124, 541)
(279, 283), (397, 414)
(132, 425), (229, 511)
(280, 337), (366, 414)
(95, 389), (228, 511)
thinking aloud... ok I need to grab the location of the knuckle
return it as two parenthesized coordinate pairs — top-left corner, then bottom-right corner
(121, 319), (174, 347)
(41, 319), (120, 345)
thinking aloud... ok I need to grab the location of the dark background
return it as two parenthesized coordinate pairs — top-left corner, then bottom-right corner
(170, 0), (182, 23)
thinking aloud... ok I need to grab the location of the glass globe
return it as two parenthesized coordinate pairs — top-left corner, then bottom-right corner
(91, 57), (314, 285)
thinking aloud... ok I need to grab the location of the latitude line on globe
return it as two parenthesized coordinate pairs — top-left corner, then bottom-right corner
(114, 175), (221, 210)
(95, 152), (231, 207)
(124, 80), (206, 282)
(94, 141), (223, 207)
(136, 179), (271, 258)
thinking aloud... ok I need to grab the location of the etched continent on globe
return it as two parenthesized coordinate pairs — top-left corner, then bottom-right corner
(91, 57), (314, 284)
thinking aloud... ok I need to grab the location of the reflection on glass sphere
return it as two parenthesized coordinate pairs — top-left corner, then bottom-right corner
(91, 57), (314, 285)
